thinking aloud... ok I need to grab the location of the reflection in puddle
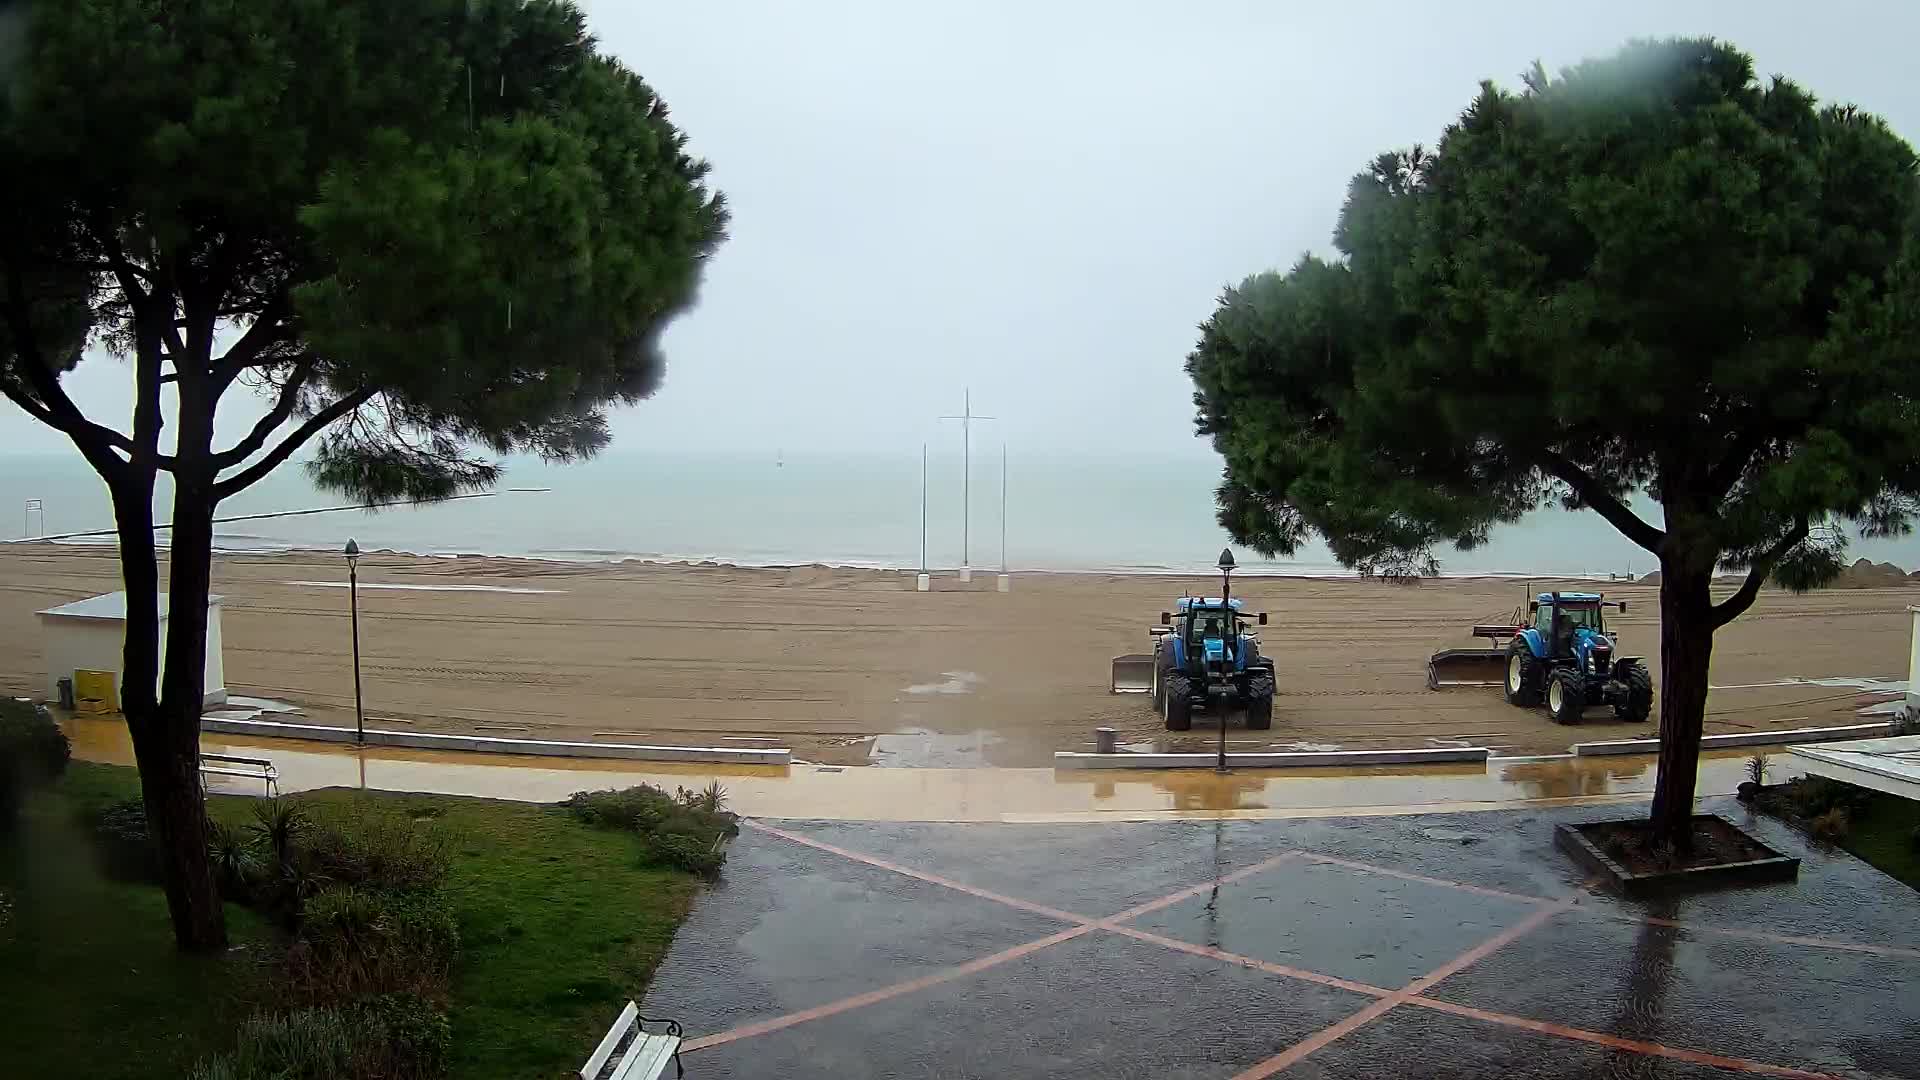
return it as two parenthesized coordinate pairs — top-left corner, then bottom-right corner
(868, 727), (1005, 768)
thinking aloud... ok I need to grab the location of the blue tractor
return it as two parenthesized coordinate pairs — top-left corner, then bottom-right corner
(1148, 597), (1275, 731)
(1504, 592), (1653, 725)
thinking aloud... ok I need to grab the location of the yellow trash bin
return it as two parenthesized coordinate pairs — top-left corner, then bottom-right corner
(73, 669), (119, 714)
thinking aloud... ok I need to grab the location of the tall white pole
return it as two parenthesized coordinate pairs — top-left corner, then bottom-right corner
(996, 443), (1011, 593)
(917, 442), (931, 592)
(939, 389), (993, 584)
(962, 388), (971, 581)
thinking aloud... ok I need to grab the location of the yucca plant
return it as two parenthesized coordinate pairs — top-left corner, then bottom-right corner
(250, 799), (310, 869)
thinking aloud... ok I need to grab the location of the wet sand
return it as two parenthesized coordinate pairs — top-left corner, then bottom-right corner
(0, 546), (1911, 765)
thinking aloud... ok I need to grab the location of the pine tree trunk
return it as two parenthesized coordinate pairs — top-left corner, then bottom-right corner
(110, 468), (226, 951)
(149, 382), (227, 951)
(1647, 557), (1715, 852)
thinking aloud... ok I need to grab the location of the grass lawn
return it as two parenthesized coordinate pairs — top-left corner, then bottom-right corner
(1839, 788), (1920, 891)
(1, 762), (703, 1080)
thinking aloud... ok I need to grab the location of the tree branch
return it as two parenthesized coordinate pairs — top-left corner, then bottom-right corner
(212, 387), (375, 500)
(1, 262), (136, 474)
(1707, 427), (1769, 498)
(1710, 519), (1810, 629)
(211, 355), (315, 468)
(210, 302), (290, 393)
(1537, 448), (1666, 552)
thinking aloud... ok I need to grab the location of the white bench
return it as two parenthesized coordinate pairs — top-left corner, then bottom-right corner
(198, 752), (279, 798)
(580, 1001), (682, 1080)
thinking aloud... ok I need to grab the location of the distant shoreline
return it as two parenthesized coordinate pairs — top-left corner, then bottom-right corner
(0, 535), (1666, 583)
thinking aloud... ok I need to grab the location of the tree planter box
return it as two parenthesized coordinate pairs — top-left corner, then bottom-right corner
(1554, 814), (1799, 896)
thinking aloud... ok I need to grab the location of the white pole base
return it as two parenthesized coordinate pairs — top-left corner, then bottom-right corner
(959, 567), (972, 583)
(916, 573), (931, 592)
(996, 573), (1010, 593)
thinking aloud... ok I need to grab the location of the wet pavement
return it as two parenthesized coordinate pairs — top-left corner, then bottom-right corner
(64, 716), (1762, 822)
(643, 797), (1920, 1078)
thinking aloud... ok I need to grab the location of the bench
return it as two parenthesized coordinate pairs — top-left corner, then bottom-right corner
(198, 752), (279, 798)
(580, 1001), (682, 1080)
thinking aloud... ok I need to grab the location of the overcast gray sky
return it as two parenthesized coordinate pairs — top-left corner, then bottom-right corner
(5, 0), (1919, 461)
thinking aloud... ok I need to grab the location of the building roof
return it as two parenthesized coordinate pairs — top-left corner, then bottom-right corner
(1788, 734), (1920, 802)
(36, 590), (224, 622)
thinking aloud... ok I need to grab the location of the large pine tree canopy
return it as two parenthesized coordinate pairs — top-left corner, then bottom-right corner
(1190, 38), (1920, 601)
(0, 0), (728, 501)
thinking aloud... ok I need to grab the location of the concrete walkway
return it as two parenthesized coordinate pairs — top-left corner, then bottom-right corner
(65, 716), (1761, 822)
(644, 799), (1920, 1078)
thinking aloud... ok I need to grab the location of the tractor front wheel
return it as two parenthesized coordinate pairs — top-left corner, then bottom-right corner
(1614, 663), (1653, 722)
(1164, 674), (1193, 731)
(1504, 641), (1542, 706)
(1547, 669), (1584, 725)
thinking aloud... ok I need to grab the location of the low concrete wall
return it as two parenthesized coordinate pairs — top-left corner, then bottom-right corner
(1572, 722), (1889, 757)
(199, 716), (791, 766)
(1053, 747), (1490, 770)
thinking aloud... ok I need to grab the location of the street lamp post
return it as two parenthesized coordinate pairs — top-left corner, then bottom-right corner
(1216, 547), (1235, 774)
(345, 538), (365, 746)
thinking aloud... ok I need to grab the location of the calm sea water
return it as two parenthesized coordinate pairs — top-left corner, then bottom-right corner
(3, 451), (1916, 577)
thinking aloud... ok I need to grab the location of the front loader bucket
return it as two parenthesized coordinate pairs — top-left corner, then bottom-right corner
(1110, 654), (1157, 694)
(1426, 648), (1508, 690)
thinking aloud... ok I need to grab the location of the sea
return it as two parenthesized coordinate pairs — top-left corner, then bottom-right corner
(4, 450), (1918, 578)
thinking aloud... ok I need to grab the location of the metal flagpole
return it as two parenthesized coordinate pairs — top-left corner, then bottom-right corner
(921, 443), (928, 575)
(997, 443), (1010, 593)
(939, 389), (995, 583)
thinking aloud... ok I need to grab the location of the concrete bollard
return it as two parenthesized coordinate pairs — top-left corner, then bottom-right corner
(1094, 726), (1118, 754)
(959, 567), (972, 583)
(916, 573), (931, 592)
(996, 573), (1010, 593)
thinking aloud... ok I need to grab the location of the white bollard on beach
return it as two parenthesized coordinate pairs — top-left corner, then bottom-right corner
(996, 573), (1010, 593)
(959, 567), (972, 583)
(916, 573), (931, 592)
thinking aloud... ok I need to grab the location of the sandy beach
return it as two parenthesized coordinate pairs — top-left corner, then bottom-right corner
(0, 545), (1911, 765)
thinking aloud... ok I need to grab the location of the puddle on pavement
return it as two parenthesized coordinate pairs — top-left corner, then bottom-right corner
(868, 727), (1008, 768)
(901, 671), (981, 696)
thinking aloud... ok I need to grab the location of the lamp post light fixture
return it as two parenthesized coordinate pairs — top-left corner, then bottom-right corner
(345, 538), (365, 746)
(1216, 548), (1235, 774)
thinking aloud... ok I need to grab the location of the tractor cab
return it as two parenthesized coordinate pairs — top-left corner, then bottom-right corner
(1168, 597), (1262, 672)
(1530, 592), (1616, 665)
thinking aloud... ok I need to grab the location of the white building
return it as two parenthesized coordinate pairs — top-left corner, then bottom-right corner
(35, 591), (227, 708)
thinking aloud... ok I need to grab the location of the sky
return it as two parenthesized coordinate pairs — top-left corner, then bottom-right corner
(5, 0), (1920, 462)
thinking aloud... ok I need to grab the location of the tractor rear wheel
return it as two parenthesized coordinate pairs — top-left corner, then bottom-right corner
(1504, 640), (1542, 706)
(1615, 663), (1653, 722)
(1547, 669), (1584, 725)
(1245, 666), (1275, 730)
(1164, 674), (1193, 731)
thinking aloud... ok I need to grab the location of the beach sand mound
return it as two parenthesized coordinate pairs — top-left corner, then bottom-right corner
(1833, 558), (1912, 588)
(1637, 559), (1915, 589)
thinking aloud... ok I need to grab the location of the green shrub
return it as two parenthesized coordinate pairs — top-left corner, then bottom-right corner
(189, 995), (450, 1080)
(249, 798), (311, 868)
(89, 797), (159, 881)
(563, 785), (681, 831)
(284, 886), (459, 1004)
(644, 828), (728, 878)
(1811, 806), (1852, 842)
(302, 812), (450, 894)
(565, 783), (739, 876)
(208, 822), (266, 902)
(355, 992), (452, 1079)
(1785, 776), (1873, 819)
(0, 699), (70, 821)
